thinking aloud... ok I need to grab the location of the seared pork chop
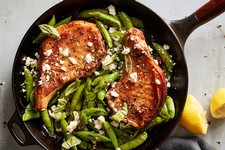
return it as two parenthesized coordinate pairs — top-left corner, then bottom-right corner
(35, 20), (106, 111)
(105, 28), (167, 129)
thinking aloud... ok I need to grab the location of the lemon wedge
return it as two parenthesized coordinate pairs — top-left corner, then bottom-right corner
(210, 88), (225, 119)
(179, 95), (208, 134)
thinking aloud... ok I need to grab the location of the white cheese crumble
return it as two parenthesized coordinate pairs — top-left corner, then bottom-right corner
(122, 47), (130, 55)
(108, 27), (117, 33)
(69, 57), (77, 65)
(110, 121), (119, 127)
(85, 53), (93, 63)
(94, 116), (105, 130)
(67, 111), (80, 133)
(59, 60), (64, 64)
(46, 75), (50, 82)
(42, 64), (51, 72)
(61, 66), (67, 72)
(24, 57), (37, 68)
(102, 55), (112, 67)
(129, 72), (138, 83)
(155, 79), (161, 85)
(35, 52), (40, 58)
(111, 90), (119, 97)
(60, 47), (69, 57)
(44, 49), (53, 57)
(163, 44), (170, 50)
(87, 42), (93, 47)
(107, 5), (116, 16)
(94, 71), (100, 76)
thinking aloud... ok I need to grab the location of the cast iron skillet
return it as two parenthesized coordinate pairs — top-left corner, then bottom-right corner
(8, 0), (225, 149)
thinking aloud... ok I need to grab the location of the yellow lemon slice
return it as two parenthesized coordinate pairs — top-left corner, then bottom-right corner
(210, 88), (225, 119)
(179, 95), (208, 134)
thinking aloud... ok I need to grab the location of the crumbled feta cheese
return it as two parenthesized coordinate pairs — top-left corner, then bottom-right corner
(134, 43), (141, 49)
(42, 64), (51, 72)
(44, 49), (53, 57)
(67, 111), (80, 133)
(94, 116), (105, 130)
(110, 121), (119, 127)
(60, 48), (69, 57)
(102, 55), (112, 67)
(55, 63), (59, 67)
(104, 63), (117, 71)
(94, 71), (100, 76)
(112, 35), (120, 41)
(163, 44), (170, 50)
(130, 37), (134, 41)
(107, 5), (116, 15)
(111, 82), (117, 88)
(154, 59), (159, 65)
(122, 47), (130, 55)
(35, 52), (40, 58)
(59, 60), (64, 64)
(111, 90), (119, 97)
(85, 53), (93, 63)
(25, 57), (37, 68)
(46, 75), (50, 82)
(62, 76), (66, 80)
(61, 67), (67, 72)
(108, 27), (117, 33)
(129, 72), (138, 83)
(38, 80), (43, 85)
(87, 42), (93, 47)
(155, 79), (161, 85)
(167, 82), (171, 88)
(30, 59), (37, 69)
(69, 57), (77, 65)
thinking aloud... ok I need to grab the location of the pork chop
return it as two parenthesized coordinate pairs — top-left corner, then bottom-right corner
(105, 28), (167, 129)
(35, 20), (107, 111)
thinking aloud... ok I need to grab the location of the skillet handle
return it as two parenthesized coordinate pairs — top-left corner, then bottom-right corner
(169, 0), (225, 48)
(7, 111), (38, 146)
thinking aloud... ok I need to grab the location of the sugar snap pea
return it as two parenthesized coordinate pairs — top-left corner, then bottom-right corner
(22, 103), (40, 121)
(141, 116), (164, 131)
(24, 67), (33, 102)
(70, 83), (85, 112)
(130, 17), (144, 29)
(97, 90), (106, 101)
(153, 42), (174, 71)
(118, 131), (148, 150)
(103, 121), (118, 148)
(165, 96), (175, 119)
(96, 20), (113, 48)
(65, 80), (81, 97)
(78, 9), (109, 18)
(118, 12), (133, 30)
(111, 126), (130, 139)
(75, 131), (111, 142)
(79, 10), (122, 29)
(81, 108), (108, 117)
(55, 15), (72, 27)
(41, 109), (54, 134)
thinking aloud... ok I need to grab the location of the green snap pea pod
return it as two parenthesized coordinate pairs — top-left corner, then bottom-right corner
(130, 17), (144, 29)
(24, 67), (33, 102)
(111, 126), (130, 139)
(118, 131), (148, 150)
(141, 116), (164, 131)
(75, 131), (111, 142)
(87, 99), (95, 108)
(153, 42), (173, 71)
(65, 80), (81, 97)
(29, 89), (35, 105)
(159, 103), (171, 120)
(91, 74), (107, 86)
(41, 109), (54, 134)
(78, 9), (109, 18)
(70, 84), (85, 112)
(161, 63), (171, 79)
(118, 12), (133, 30)
(33, 15), (56, 44)
(103, 121), (118, 148)
(61, 113), (69, 139)
(79, 10), (122, 29)
(96, 20), (113, 48)
(96, 100), (106, 109)
(77, 141), (91, 150)
(22, 103), (40, 121)
(55, 15), (72, 27)
(81, 108), (108, 117)
(166, 96), (175, 119)
(76, 111), (88, 131)
(97, 90), (106, 101)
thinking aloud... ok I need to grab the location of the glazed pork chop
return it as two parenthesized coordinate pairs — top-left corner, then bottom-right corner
(105, 28), (167, 129)
(35, 20), (106, 111)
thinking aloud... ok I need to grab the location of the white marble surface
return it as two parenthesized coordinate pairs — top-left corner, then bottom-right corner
(0, 0), (225, 149)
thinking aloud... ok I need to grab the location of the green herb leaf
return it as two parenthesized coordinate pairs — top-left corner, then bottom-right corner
(62, 136), (81, 149)
(39, 24), (60, 40)
(65, 80), (81, 97)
